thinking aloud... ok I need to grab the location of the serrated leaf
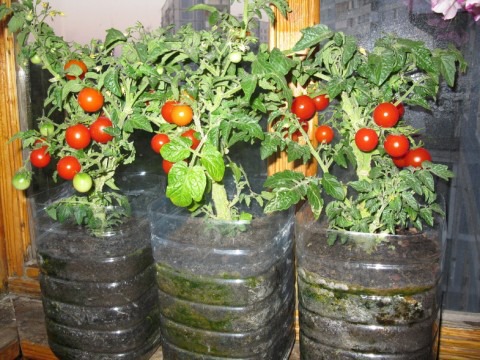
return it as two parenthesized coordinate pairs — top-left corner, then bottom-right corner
(401, 192), (419, 211)
(105, 28), (127, 50)
(321, 173), (345, 200)
(7, 13), (24, 33)
(241, 75), (257, 103)
(306, 183), (323, 219)
(104, 69), (122, 97)
(417, 170), (435, 191)
(400, 171), (423, 195)
(264, 170), (304, 189)
(292, 24), (333, 52)
(349, 180), (371, 193)
(61, 81), (83, 100)
(419, 207), (434, 226)
(161, 137), (191, 162)
(123, 114), (152, 133)
(200, 144), (225, 182)
(185, 166), (207, 202)
(264, 187), (302, 213)
(165, 162), (192, 207)
(428, 163), (453, 181)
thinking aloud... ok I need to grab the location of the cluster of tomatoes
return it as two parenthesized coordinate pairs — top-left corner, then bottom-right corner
(13, 59), (114, 192)
(290, 94), (334, 144)
(150, 100), (199, 174)
(355, 102), (432, 168)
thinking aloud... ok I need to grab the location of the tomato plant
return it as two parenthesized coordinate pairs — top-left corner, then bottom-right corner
(291, 122), (309, 142)
(383, 134), (409, 158)
(315, 125), (334, 144)
(161, 100), (178, 123)
(57, 156), (81, 180)
(73, 173), (93, 193)
(12, 171), (31, 190)
(66, 124), (91, 149)
(355, 128), (378, 152)
(373, 102), (400, 128)
(405, 147), (432, 168)
(64, 59), (88, 80)
(151, 133), (170, 154)
(30, 146), (51, 168)
(312, 94), (329, 111)
(90, 116), (114, 144)
(171, 104), (194, 126)
(291, 95), (316, 121)
(77, 87), (104, 113)
(181, 129), (200, 150)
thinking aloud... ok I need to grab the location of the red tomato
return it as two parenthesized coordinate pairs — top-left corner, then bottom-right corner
(78, 87), (104, 113)
(405, 148), (432, 168)
(312, 94), (330, 111)
(181, 129), (200, 149)
(383, 134), (410, 158)
(90, 116), (114, 143)
(373, 102), (400, 128)
(64, 59), (88, 80)
(30, 147), (51, 168)
(171, 104), (194, 126)
(396, 102), (405, 118)
(392, 155), (407, 168)
(162, 159), (174, 174)
(151, 133), (170, 154)
(66, 124), (91, 149)
(291, 122), (309, 142)
(291, 95), (316, 121)
(57, 156), (81, 180)
(355, 128), (378, 152)
(161, 100), (179, 123)
(315, 125), (334, 144)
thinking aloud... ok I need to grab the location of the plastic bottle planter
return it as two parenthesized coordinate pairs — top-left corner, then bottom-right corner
(35, 174), (163, 359)
(295, 205), (445, 360)
(149, 199), (296, 360)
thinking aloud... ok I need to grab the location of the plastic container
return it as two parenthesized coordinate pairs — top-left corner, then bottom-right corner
(149, 198), (295, 359)
(295, 204), (445, 360)
(34, 173), (163, 359)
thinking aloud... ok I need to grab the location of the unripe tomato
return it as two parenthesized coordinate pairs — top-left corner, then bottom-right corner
(64, 59), (88, 80)
(315, 125), (334, 144)
(171, 104), (194, 126)
(312, 94), (330, 111)
(151, 133), (170, 154)
(383, 134), (410, 158)
(73, 173), (93, 193)
(30, 147), (51, 168)
(57, 156), (81, 180)
(229, 51), (243, 64)
(66, 124), (91, 149)
(291, 95), (316, 121)
(12, 171), (31, 190)
(181, 129), (200, 149)
(161, 100), (179, 123)
(78, 87), (104, 113)
(30, 54), (42, 65)
(405, 148), (432, 168)
(39, 122), (55, 137)
(355, 128), (378, 152)
(90, 116), (114, 143)
(373, 102), (400, 128)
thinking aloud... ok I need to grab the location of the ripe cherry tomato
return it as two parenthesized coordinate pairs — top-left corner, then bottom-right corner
(355, 128), (378, 152)
(383, 134), (410, 158)
(12, 171), (31, 190)
(312, 94), (330, 111)
(315, 125), (334, 144)
(171, 104), (194, 126)
(57, 156), (81, 180)
(396, 102), (405, 118)
(162, 159), (174, 174)
(151, 133), (170, 154)
(66, 124), (91, 150)
(392, 155), (407, 168)
(405, 148), (432, 168)
(90, 116), (114, 144)
(78, 87), (104, 113)
(181, 129), (200, 149)
(161, 100), (179, 123)
(291, 122), (309, 142)
(291, 95), (316, 121)
(73, 173), (93, 193)
(373, 102), (400, 128)
(30, 146), (51, 168)
(64, 59), (88, 80)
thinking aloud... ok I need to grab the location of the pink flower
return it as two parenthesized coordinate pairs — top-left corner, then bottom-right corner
(464, 0), (480, 21)
(431, 0), (463, 19)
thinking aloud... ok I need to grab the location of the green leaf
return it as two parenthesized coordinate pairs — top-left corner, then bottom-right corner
(188, 4), (218, 13)
(269, 48), (294, 76)
(264, 170), (304, 189)
(186, 166), (207, 202)
(0, 5), (12, 21)
(364, 51), (396, 86)
(428, 163), (453, 181)
(104, 69), (122, 97)
(160, 137), (191, 162)
(400, 171), (423, 195)
(7, 13), (24, 33)
(292, 25), (333, 52)
(417, 170), (435, 192)
(166, 163), (193, 207)
(401, 192), (419, 211)
(411, 45), (434, 74)
(241, 75), (258, 103)
(200, 144), (225, 182)
(419, 207), (434, 227)
(306, 183), (323, 219)
(342, 35), (357, 65)
(123, 114), (152, 133)
(349, 180), (371, 193)
(61, 81), (83, 101)
(105, 28), (127, 50)
(321, 173), (346, 200)
(264, 187), (303, 213)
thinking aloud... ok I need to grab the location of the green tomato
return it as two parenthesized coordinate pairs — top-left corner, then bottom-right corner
(30, 54), (42, 65)
(12, 171), (31, 190)
(229, 51), (242, 64)
(156, 66), (164, 75)
(73, 173), (93, 193)
(39, 122), (55, 137)
(25, 12), (34, 22)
